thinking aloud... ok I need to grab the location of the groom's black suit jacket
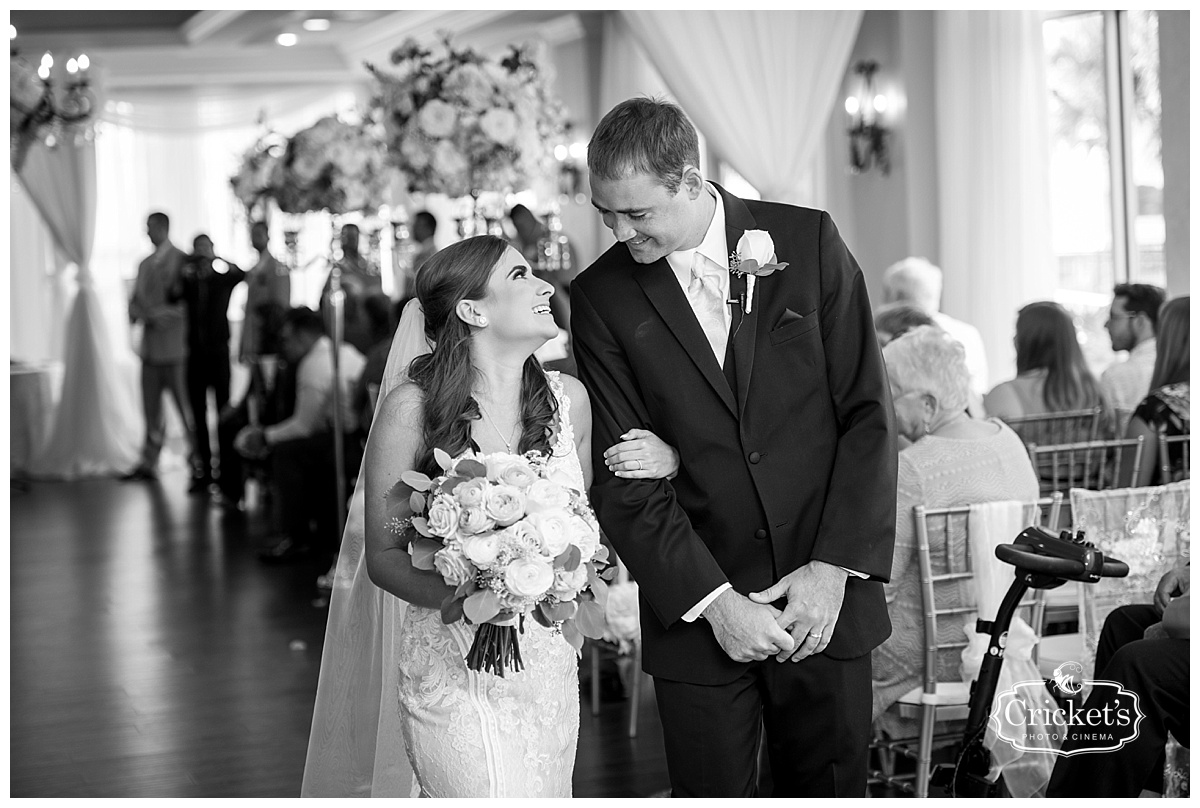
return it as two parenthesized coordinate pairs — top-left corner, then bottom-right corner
(572, 185), (897, 685)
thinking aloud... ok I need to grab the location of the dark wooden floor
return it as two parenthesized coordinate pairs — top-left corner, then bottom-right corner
(10, 470), (670, 798)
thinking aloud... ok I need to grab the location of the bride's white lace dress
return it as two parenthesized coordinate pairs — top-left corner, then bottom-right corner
(397, 371), (581, 797)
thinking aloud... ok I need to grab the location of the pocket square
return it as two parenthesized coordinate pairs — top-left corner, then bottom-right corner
(775, 308), (808, 328)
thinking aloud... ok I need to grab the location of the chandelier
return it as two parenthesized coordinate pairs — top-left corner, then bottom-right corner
(11, 32), (96, 169)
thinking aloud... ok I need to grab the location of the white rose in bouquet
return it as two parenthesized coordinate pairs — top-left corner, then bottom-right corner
(567, 515), (601, 560)
(551, 564), (589, 600)
(479, 108), (518, 146)
(454, 477), (490, 509)
(505, 555), (555, 599)
(425, 496), (461, 539)
(503, 520), (544, 555)
(458, 505), (494, 535)
(461, 533), (500, 566)
(525, 478), (571, 513)
(487, 455), (539, 490)
(525, 510), (573, 557)
(434, 545), (475, 586)
(484, 484), (526, 527)
(418, 99), (457, 138)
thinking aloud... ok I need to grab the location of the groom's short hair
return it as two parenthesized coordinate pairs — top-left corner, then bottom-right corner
(588, 97), (700, 195)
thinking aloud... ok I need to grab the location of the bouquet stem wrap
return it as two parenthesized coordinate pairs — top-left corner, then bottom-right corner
(466, 620), (524, 677)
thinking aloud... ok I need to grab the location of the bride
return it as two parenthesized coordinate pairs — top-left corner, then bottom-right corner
(302, 236), (677, 797)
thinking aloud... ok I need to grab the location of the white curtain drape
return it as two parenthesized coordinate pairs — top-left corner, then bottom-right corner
(619, 11), (862, 205)
(934, 11), (1055, 385)
(18, 138), (143, 478)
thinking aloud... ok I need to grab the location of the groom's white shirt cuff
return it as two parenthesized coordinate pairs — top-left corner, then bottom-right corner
(682, 567), (869, 623)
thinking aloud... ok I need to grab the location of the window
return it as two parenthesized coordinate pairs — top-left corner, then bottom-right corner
(1043, 10), (1165, 297)
(1043, 10), (1164, 377)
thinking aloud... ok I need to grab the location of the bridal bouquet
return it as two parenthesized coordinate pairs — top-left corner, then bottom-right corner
(267, 115), (395, 215)
(366, 35), (567, 198)
(388, 448), (615, 676)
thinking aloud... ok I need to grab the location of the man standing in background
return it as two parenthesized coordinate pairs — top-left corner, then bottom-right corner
(122, 211), (196, 483)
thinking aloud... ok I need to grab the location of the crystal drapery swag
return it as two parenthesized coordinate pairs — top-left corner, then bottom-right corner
(618, 10), (862, 205)
(18, 138), (142, 478)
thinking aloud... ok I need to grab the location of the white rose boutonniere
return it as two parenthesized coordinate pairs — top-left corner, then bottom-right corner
(729, 230), (789, 314)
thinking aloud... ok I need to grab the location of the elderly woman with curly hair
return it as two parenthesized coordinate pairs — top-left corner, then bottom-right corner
(872, 327), (1039, 734)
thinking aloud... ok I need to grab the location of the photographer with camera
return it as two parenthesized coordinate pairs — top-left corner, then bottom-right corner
(171, 234), (246, 499)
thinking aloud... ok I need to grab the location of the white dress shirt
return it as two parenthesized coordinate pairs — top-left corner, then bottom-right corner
(1101, 337), (1157, 433)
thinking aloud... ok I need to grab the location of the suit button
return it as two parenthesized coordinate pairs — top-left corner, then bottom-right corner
(755, 528), (768, 540)
(748, 451), (761, 463)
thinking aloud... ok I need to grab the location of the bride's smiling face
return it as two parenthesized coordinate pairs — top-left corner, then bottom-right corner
(474, 245), (557, 345)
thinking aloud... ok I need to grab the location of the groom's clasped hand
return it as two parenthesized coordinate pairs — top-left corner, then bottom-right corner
(703, 559), (849, 665)
(750, 559), (848, 662)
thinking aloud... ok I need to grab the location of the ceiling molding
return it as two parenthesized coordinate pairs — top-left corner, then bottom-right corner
(181, 10), (248, 45)
(339, 9), (515, 64)
(97, 46), (359, 90)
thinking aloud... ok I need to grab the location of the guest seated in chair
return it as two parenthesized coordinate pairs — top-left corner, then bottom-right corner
(1047, 564), (1189, 797)
(236, 307), (365, 566)
(984, 301), (1105, 423)
(872, 326), (1039, 736)
(1124, 296), (1189, 486)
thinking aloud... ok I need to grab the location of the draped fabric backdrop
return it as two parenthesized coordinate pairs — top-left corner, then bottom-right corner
(17, 138), (143, 478)
(620, 10), (862, 205)
(8, 84), (362, 478)
(934, 11), (1055, 384)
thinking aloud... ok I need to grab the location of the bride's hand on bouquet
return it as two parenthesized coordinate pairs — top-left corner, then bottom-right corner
(603, 428), (679, 480)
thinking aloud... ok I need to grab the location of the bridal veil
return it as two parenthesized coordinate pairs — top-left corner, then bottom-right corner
(300, 299), (429, 797)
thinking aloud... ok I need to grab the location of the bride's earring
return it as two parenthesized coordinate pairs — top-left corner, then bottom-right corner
(477, 317), (489, 327)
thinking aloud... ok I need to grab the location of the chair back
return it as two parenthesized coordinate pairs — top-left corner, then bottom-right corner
(1003, 407), (1103, 447)
(1158, 430), (1191, 483)
(912, 500), (1052, 694)
(1026, 436), (1144, 498)
(1070, 481), (1191, 675)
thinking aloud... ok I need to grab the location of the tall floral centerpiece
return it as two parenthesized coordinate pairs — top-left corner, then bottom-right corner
(230, 129), (287, 216)
(268, 115), (395, 216)
(367, 36), (567, 236)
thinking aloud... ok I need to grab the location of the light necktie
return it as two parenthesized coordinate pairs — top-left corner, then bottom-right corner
(687, 252), (729, 365)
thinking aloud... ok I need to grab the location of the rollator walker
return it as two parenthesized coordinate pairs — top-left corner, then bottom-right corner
(929, 524), (1129, 797)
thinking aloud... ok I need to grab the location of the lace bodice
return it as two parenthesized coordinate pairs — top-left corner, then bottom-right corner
(544, 370), (586, 493)
(393, 370), (582, 797)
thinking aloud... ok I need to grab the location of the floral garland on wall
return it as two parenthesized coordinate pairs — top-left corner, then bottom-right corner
(367, 36), (567, 199)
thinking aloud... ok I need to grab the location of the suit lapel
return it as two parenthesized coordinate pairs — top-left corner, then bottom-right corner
(634, 260), (737, 416)
(717, 185), (760, 418)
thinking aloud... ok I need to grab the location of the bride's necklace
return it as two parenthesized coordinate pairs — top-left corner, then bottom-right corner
(478, 405), (520, 452)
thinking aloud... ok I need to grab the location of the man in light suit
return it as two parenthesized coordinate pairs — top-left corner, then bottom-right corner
(572, 98), (897, 797)
(123, 211), (196, 482)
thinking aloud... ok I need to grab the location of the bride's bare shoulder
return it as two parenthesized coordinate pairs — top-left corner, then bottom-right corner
(376, 381), (425, 430)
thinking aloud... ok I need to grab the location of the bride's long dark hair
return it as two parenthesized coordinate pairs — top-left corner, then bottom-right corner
(407, 235), (557, 477)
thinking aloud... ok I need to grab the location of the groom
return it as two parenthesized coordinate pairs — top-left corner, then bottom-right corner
(572, 98), (897, 797)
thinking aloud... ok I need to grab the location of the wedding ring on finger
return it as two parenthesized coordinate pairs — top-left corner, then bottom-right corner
(633, 459), (642, 471)
(807, 631), (822, 642)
